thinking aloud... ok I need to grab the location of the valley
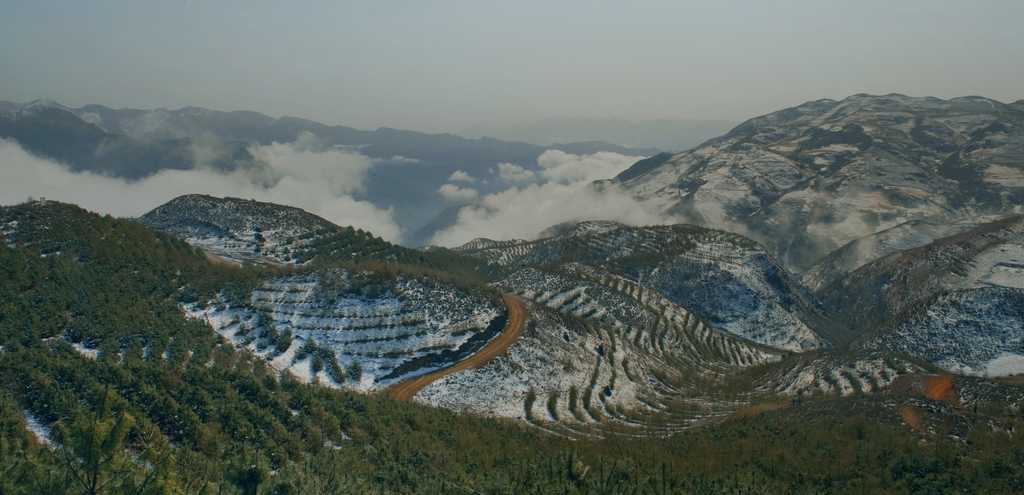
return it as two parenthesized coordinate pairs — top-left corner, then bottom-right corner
(1, 94), (1023, 494)
(6, 2), (1024, 491)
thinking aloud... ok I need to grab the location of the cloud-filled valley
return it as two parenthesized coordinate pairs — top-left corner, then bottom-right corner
(1, 135), (678, 247)
(430, 150), (675, 247)
(0, 138), (402, 241)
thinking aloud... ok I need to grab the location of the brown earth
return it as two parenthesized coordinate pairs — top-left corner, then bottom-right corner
(890, 373), (958, 404)
(899, 405), (924, 431)
(922, 374), (955, 402)
(891, 374), (958, 432)
(387, 294), (526, 401)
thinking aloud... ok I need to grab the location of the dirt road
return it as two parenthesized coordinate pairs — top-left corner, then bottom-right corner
(388, 294), (526, 401)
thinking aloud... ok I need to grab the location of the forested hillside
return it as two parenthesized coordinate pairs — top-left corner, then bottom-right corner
(1, 200), (1024, 493)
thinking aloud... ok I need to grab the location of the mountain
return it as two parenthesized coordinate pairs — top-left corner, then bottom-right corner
(453, 220), (830, 351)
(141, 197), (789, 433)
(138, 193), (495, 282)
(140, 194), (401, 265)
(461, 117), (734, 151)
(865, 287), (1024, 376)
(140, 197), (924, 436)
(0, 104), (252, 179)
(4, 196), (1023, 493)
(63, 103), (661, 159)
(419, 219), (925, 432)
(813, 215), (1024, 374)
(820, 215), (1024, 335)
(801, 217), (990, 292)
(1, 99), (657, 236)
(612, 94), (1024, 273)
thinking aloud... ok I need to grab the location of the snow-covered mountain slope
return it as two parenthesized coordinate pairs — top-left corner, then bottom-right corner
(140, 194), (403, 265)
(761, 352), (923, 398)
(816, 215), (1024, 375)
(820, 215), (1024, 341)
(3, 197), (975, 440)
(802, 218), (992, 292)
(187, 270), (501, 390)
(863, 288), (1024, 377)
(455, 221), (829, 351)
(613, 94), (1024, 272)
(414, 258), (923, 435)
(416, 271), (785, 436)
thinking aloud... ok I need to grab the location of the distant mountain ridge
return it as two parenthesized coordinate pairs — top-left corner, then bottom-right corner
(461, 116), (734, 151)
(0, 99), (659, 174)
(0, 99), (658, 238)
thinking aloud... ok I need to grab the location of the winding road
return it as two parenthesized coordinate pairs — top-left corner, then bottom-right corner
(388, 294), (526, 401)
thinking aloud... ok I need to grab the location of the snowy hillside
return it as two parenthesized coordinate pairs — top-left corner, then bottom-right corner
(187, 270), (501, 390)
(455, 221), (828, 351)
(864, 288), (1024, 377)
(829, 215), (1024, 375)
(141, 194), (396, 265)
(613, 94), (1024, 273)
(802, 218), (989, 292)
(417, 269), (784, 436)
(821, 215), (1024, 342)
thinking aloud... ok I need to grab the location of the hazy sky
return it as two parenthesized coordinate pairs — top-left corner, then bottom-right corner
(2, 1), (1022, 132)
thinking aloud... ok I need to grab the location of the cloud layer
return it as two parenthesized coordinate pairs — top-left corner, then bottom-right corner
(430, 150), (676, 247)
(496, 162), (536, 184)
(437, 183), (480, 203)
(0, 138), (402, 241)
(447, 170), (475, 183)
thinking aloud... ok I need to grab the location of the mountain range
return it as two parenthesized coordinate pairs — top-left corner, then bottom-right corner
(3, 94), (1024, 492)
(0, 99), (659, 238)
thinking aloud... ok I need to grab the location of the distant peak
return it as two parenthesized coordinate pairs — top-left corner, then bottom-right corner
(17, 99), (70, 114)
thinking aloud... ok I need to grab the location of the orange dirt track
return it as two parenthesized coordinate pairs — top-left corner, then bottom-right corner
(387, 294), (526, 401)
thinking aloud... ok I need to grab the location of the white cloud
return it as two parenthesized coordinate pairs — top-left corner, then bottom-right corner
(431, 151), (674, 246)
(536, 149), (640, 184)
(0, 138), (402, 241)
(437, 183), (480, 203)
(448, 170), (475, 183)
(496, 162), (536, 183)
(389, 155), (421, 164)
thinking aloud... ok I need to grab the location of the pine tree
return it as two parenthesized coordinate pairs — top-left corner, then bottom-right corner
(55, 390), (140, 495)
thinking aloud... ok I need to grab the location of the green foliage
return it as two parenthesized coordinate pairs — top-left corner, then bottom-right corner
(524, 388), (537, 422)
(568, 385), (581, 421)
(4, 202), (1024, 493)
(547, 391), (560, 421)
(346, 361), (362, 383)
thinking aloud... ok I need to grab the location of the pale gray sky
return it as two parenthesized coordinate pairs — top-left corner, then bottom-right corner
(2, 0), (1022, 132)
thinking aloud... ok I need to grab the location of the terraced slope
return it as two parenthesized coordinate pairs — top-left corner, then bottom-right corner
(187, 270), (502, 390)
(455, 221), (829, 351)
(416, 258), (919, 437)
(134, 195), (512, 390)
(760, 353), (923, 398)
(418, 268), (785, 437)
(501, 266), (780, 371)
